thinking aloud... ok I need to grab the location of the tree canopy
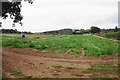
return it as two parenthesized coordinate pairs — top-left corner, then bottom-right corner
(1, 0), (33, 27)
(90, 26), (101, 34)
(114, 26), (118, 32)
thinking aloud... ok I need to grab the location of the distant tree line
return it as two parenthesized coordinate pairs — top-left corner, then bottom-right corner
(1, 26), (119, 35)
(94, 26), (120, 40)
(0, 29), (32, 34)
(42, 28), (91, 35)
(42, 29), (73, 35)
(42, 26), (120, 35)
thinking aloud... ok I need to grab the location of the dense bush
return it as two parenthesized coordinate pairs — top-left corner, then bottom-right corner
(90, 26), (101, 34)
(95, 32), (105, 37)
(105, 31), (120, 40)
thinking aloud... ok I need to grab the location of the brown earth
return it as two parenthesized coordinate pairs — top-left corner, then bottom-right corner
(2, 47), (118, 78)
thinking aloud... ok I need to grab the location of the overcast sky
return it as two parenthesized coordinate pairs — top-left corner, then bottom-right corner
(2, 0), (120, 32)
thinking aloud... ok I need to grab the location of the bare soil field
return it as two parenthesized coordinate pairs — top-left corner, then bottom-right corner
(2, 47), (118, 78)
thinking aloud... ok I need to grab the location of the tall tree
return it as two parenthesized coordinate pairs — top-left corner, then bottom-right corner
(0, 22), (1, 27)
(114, 26), (118, 32)
(90, 26), (101, 34)
(1, 0), (33, 26)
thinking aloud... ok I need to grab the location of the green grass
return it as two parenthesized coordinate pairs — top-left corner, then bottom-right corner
(87, 63), (118, 78)
(52, 65), (64, 68)
(66, 66), (81, 70)
(39, 63), (43, 65)
(4, 69), (34, 78)
(74, 55), (78, 58)
(25, 76), (33, 78)
(105, 31), (120, 40)
(52, 73), (59, 76)
(75, 51), (80, 54)
(110, 57), (114, 59)
(2, 74), (5, 79)
(9, 70), (24, 77)
(71, 74), (83, 77)
(52, 65), (81, 70)
(2, 34), (119, 57)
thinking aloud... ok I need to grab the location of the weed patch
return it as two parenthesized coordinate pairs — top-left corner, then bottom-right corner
(52, 65), (64, 68)
(66, 66), (81, 70)
(9, 70), (24, 77)
(87, 63), (118, 78)
(71, 74), (83, 77)
(52, 73), (59, 76)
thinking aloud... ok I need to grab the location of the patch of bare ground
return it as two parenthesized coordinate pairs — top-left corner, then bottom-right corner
(2, 47), (118, 78)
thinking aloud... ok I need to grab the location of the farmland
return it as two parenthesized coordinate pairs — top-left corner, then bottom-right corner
(2, 34), (119, 56)
(2, 34), (119, 78)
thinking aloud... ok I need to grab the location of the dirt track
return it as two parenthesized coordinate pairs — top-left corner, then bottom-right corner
(2, 47), (118, 78)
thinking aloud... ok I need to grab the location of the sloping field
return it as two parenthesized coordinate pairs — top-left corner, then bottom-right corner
(2, 34), (51, 37)
(2, 34), (119, 78)
(2, 34), (119, 56)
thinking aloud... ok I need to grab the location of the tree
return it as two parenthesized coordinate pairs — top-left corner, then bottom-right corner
(1, 0), (33, 26)
(0, 22), (1, 27)
(114, 26), (118, 32)
(90, 26), (101, 34)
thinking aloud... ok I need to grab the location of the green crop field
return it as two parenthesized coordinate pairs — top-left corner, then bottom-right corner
(2, 34), (119, 57)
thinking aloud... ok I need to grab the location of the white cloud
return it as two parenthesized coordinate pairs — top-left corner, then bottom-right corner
(2, 0), (119, 32)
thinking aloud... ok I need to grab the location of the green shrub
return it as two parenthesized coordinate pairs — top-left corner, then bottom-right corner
(100, 55), (105, 59)
(25, 76), (32, 78)
(105, 31), (120, 40)
(104, 46), (114, 55)
(35, 45), (42, 49)
(71, 49), (75, 52)
(74, 55), (78, 58)
(28, 43), (35, 48)
(75, 52), (80, 54)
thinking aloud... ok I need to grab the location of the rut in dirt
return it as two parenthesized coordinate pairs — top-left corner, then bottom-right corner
(2, 47), (118, 78)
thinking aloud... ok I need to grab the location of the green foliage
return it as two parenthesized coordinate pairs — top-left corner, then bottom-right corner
(52, 74), (59, 76)
(75, 51), (80, 54)
(39, 63), (43, 65)
(25, 76), (33, 78)
(104, 46), (114, 55)
(43, 29), (73, 35)
(99, 55), (105, 59)
(69, 55), (74, 58)
(35, 45), (42, 49)
(9, 70), (24, 77)
(67, 52), (70, 54)
(71, 74), (83, 77)
(110, 57), (114, 59)
(90, 26), (101, 34)
(52, 65), (64, 68)
(71, 49), (75, 52)
(28, 43), (35, 48)
(2, 0), (33, 26)
(2, 35), (119, 57)
(66, 67), (74, 69)
(74, 55), (78, 58)
(105, 31), (120, 40)
(87, 64), (118, 78)
(114, 26), (118, 32)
